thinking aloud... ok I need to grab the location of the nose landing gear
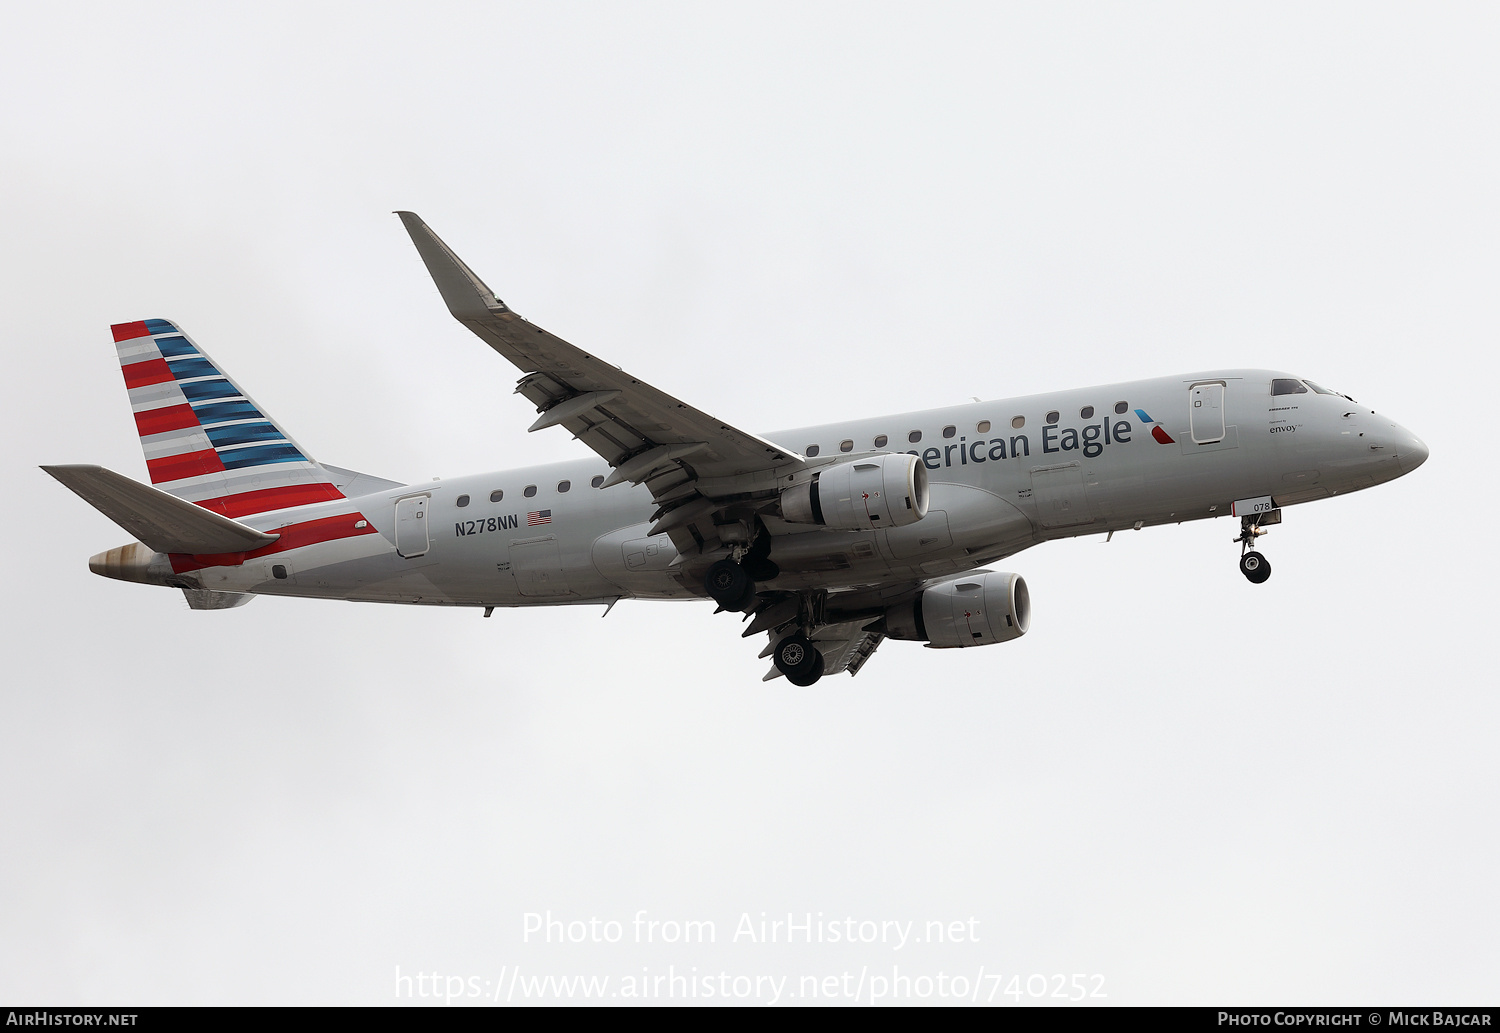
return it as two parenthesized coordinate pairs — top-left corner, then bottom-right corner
(1235, 514), (1274, 584)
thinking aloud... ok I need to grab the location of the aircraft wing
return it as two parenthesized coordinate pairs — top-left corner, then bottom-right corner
(397, 213), (803, 529)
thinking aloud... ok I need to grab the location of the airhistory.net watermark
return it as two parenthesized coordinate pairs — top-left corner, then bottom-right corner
(394, 965), (1108, 1005)
(520, 910), (982, 948)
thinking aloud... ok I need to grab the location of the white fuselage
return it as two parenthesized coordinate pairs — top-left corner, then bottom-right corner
(142, 369), (1426, 609)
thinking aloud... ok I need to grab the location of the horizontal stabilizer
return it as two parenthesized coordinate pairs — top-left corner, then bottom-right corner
(42, 464), (279, 555)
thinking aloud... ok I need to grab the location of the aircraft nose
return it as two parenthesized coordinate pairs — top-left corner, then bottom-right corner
(1396, 428), (1429, 474)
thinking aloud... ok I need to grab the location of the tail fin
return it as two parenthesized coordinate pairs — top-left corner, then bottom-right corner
(111, 319), (346, 517)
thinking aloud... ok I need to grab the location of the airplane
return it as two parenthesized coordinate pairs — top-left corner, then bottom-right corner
(43, 212), (1429, 686)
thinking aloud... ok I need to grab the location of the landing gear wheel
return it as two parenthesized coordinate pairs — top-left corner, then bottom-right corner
(785, 651), (826, 687)
(704, 559), (754, 610)
(1239, 551), (1272, 584)
(772, 633), (819, 680)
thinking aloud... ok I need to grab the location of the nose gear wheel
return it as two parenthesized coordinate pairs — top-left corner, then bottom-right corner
(1239, 551), (1271, 584)
(1235, 514), (1273, 584)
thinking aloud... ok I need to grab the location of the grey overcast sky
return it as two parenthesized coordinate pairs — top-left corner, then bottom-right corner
(2, 1), (1496, 1006)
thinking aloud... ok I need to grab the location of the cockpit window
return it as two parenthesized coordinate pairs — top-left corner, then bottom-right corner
(1303, 380), (1339, 396)
(1272, 378), (1308, 396)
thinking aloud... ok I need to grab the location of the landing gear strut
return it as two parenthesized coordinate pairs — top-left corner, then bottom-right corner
(1235, 515), (1273, 584)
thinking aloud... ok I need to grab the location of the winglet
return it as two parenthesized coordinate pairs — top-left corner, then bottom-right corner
(394, 211), (504, 322)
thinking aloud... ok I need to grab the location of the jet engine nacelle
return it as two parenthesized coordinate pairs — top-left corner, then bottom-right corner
(780, 453), (929, 531)
(882, 571), (1030, 648)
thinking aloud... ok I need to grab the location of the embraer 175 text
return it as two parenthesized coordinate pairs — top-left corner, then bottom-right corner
(45, 213), (1429, 685)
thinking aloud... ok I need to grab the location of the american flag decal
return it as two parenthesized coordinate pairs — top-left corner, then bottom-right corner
(527, 510), (552, 526)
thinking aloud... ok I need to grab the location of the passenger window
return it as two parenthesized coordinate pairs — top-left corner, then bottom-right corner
(524, 485), (538, 498)
(489, 489), (503, 503)
(874, 434), (888, 448)
(806, 444), (820, 457)
(590, 475), (604, 488)
(557, 480), (571, 493)
(1272, 378), (1308, 395)
(456, 494), (470, 507)
(976, 420), (991, 433)
(1080, 406), (1094, 419)
(839, 439), (853, 453)
(1114, 401), (1128, 415)
(1011, 416), (1025, 429)
(908, 430), (921, 443)
(942, 425), (956, 439)
(1046, 411), (1059, 425)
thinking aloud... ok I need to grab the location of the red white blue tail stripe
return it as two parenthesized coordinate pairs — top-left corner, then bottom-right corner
(112, 319), (345, 518)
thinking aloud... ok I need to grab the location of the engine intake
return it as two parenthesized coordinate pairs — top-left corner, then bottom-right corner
(780, 453), (929, 531)
(882, 571), (1030, 648)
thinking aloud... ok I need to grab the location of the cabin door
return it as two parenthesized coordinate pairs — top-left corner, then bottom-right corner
(1190, 382), (1226, 443)
(394, 495), (430, 558)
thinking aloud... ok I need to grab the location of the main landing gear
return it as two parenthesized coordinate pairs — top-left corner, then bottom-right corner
(703, 546), (825, 686)
(1235, 514), (1274, 584)
(704, 558), (758, 612)
(771, 632), (825, 687)
(703, 530), (780, 613)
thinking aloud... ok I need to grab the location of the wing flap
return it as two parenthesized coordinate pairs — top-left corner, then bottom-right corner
(816, 627), (885, 677)
(43, 464), (279, 555)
